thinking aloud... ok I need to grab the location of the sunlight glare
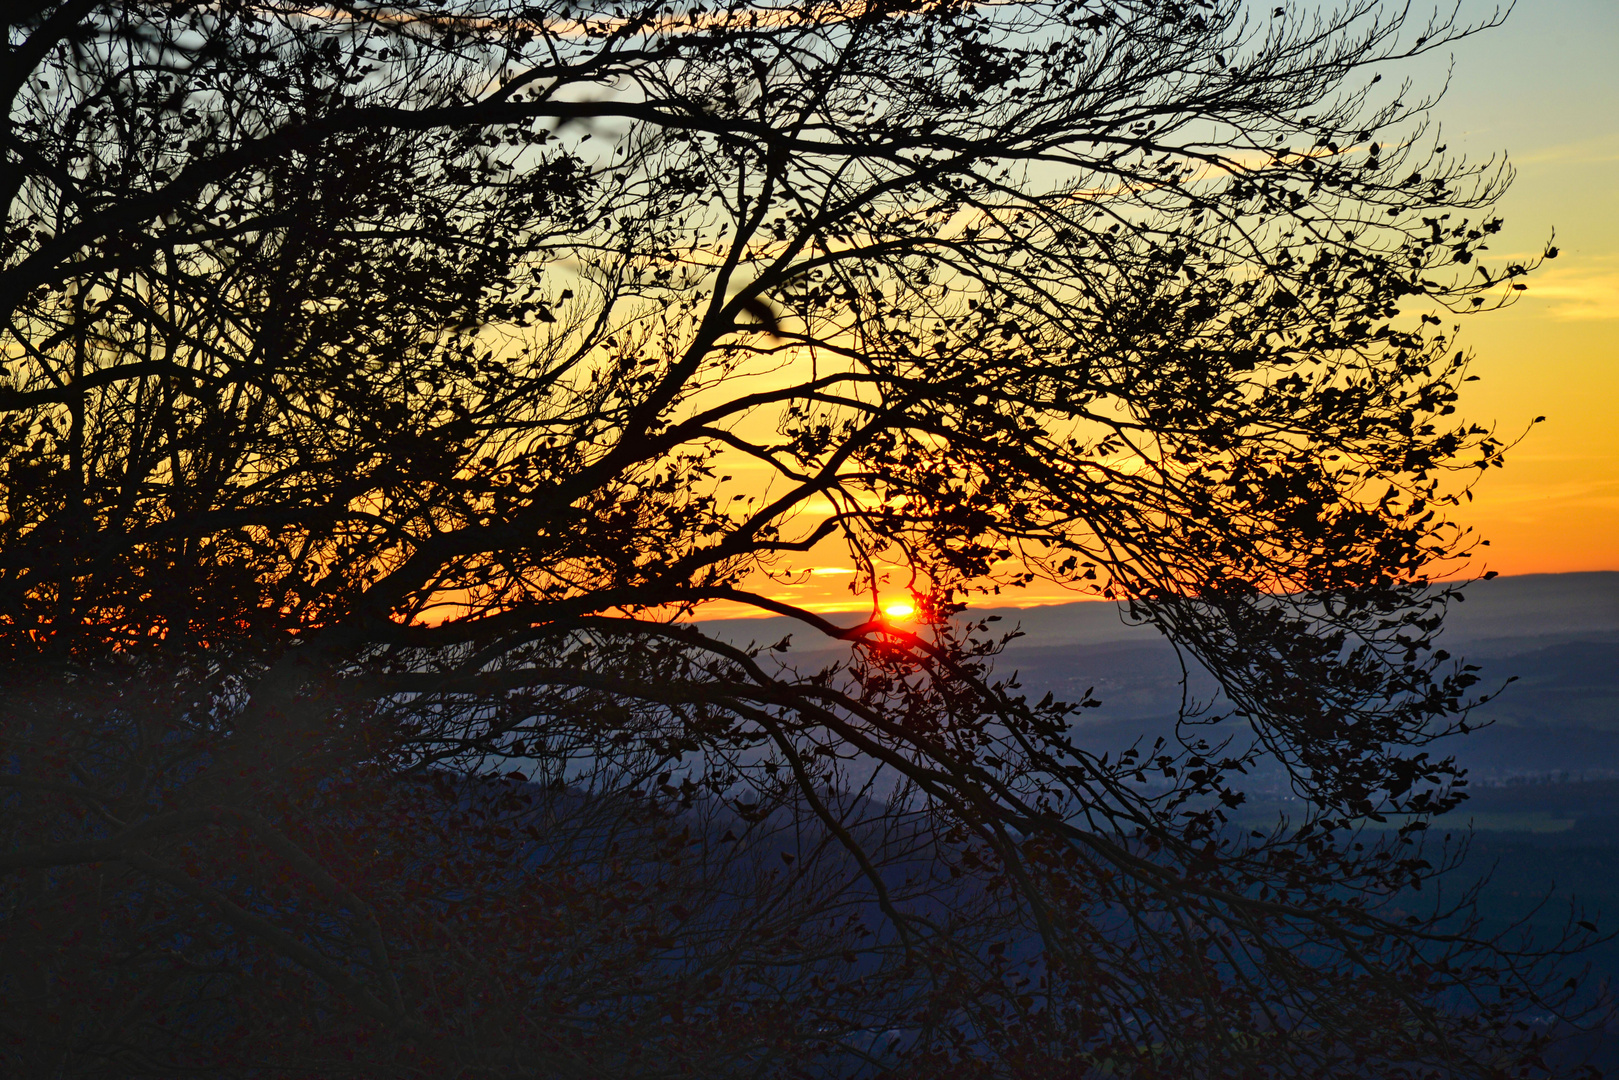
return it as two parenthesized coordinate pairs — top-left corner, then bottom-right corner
(883, 601), (916, 620)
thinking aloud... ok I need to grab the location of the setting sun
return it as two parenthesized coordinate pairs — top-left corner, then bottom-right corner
(882, 601), (917, 620)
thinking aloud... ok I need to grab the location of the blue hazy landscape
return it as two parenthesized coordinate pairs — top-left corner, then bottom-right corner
(706, 572), (1619, 787)
(704, 572), (1619, 1064)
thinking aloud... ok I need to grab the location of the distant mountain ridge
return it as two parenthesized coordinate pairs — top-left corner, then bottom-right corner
(697, 571), (1619, 653)
(958, 571), (1619, 652)
(695, 572), (1619, 785)
(1427, 571), (1619, 651)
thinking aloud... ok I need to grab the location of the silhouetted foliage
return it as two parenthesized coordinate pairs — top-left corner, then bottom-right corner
(0, 0), (1596, 1076)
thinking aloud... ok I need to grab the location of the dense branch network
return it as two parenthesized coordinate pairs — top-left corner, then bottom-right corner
(0, 1), (1592, 1077)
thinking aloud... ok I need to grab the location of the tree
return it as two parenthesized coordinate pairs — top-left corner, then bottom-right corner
(0, 0), (1595, 1076)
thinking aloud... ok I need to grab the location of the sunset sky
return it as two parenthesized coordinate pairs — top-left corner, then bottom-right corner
(734, 1), (1619, 619)
(1418, 0), (1618, 578)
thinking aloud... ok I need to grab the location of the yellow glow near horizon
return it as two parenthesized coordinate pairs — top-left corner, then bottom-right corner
(697, 5), (1618, 624)
(883, 601), (917, 620)
(1421, 3), (1619, 578)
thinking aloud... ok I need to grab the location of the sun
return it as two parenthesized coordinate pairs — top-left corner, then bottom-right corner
(882, 600), (916, 620)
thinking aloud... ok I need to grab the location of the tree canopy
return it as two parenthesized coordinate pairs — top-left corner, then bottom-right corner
(0, 0), (1593, 1076)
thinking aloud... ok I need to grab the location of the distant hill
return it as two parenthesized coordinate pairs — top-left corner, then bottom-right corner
(699, 571), (1619, 651)
(695, 572), (1619, 783)
(1431, 571), (1619, 651)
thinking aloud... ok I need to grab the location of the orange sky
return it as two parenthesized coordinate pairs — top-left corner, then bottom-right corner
(1424, 1), (1619, 578)
(714, 3), (1619, 619)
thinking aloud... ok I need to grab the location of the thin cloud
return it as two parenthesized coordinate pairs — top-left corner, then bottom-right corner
(1519, 256), (1619, 321)
(1513, 132), (1619, 167)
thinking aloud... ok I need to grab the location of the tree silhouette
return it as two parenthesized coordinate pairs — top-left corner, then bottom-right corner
(0, 1), (1593, 1077)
